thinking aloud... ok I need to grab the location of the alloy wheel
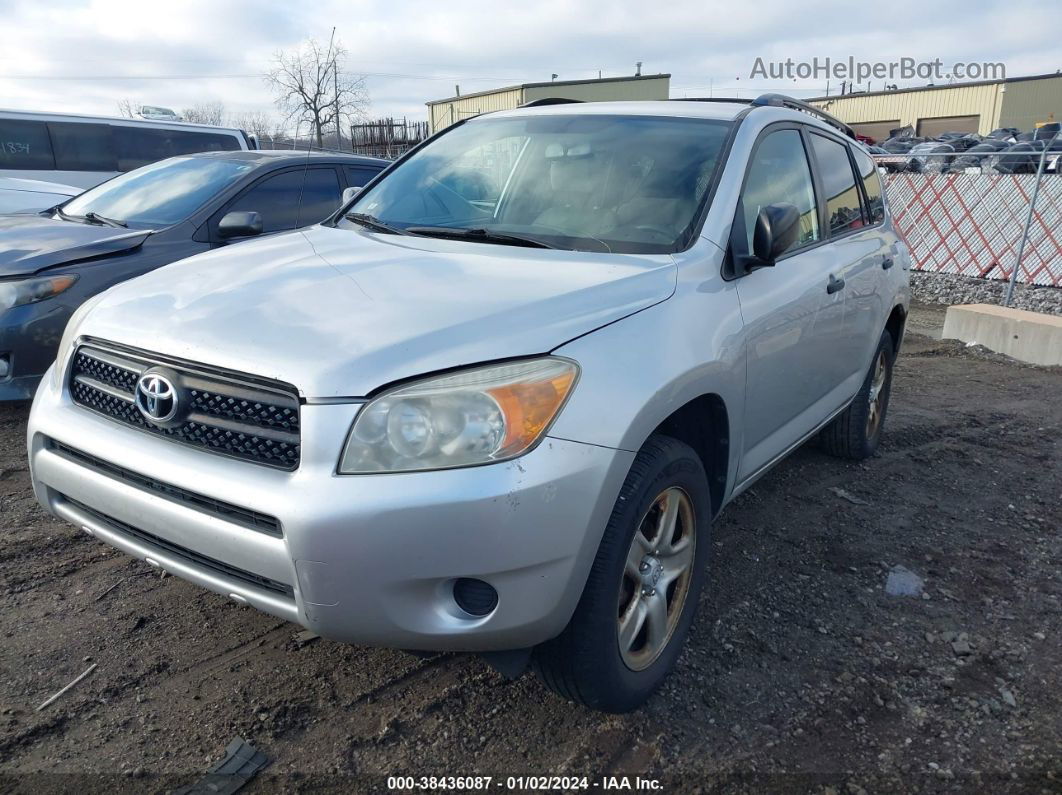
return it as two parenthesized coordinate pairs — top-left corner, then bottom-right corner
(866, 350), (888, 439)
(617, 487), (696, 671)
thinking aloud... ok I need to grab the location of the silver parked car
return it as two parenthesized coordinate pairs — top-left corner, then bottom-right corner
(0, 176), (80, 214)
(27, 95), (910, 712)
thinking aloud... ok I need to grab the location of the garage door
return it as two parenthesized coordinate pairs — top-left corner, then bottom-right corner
(916, 115), (980, 137)
(850, 120), (901, 144)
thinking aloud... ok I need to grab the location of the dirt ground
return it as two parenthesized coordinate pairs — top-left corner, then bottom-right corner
(1, 304), (1059, 794)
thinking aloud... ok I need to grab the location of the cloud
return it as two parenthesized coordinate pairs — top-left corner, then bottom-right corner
(0, 0), (1057, 126)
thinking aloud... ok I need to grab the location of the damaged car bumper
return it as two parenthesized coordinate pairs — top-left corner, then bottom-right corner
(27, 363), (633, 652)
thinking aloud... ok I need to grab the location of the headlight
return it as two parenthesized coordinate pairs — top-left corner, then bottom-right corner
(339, 358), (578, 474)
(0, 274), (78, 311)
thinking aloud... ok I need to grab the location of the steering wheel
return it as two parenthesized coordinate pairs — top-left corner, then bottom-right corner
(426, 176), (491, 218)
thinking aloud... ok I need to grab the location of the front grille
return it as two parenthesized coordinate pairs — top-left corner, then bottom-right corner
(63, 496), (294, 599)
(69, 340), (301, 470)
(47, 439), (282, 537)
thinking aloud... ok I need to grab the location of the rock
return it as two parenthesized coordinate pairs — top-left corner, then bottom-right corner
(952, 639), (974, 656)
(885, 565), (924, 597)
(911, 272), (1062, 316)
(829, 487), (870, 506)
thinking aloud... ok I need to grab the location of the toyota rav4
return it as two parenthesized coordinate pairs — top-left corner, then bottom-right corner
(27, 95), (910, 712)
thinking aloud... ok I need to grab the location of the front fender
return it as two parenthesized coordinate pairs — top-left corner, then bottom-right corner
(548, 248), (746, 505)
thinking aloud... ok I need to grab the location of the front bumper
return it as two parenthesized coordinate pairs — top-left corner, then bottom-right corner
(28, 367), (633, 651)
(0, 299), (72, 401)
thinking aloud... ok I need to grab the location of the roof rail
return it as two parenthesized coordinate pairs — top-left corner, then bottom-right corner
(751, 93), (855, 139)
(519, 97), (584, 108)
(671, 97), (753, 105)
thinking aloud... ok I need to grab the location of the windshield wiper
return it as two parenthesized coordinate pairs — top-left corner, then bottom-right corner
(56, 207), (127, 228)
(345, 212), (409, 235)
(404, 226), (555, 249)
(83, 211), (127, 228)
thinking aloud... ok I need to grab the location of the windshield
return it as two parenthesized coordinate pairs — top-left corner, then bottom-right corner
(343, 114), (732, 254)
(61, 156), (254, 228)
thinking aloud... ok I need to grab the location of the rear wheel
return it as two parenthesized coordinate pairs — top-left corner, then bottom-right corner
(820, 330), (895, 460)
(533, 435), (711, 713)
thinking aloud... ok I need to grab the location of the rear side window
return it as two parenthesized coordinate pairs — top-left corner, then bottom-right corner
(112, 127), (242, 171)
(740, 129), (820, 255)
(48, 122), (118, 171)
(344, 165), (381, 187)
(854, 149), (885, 225)
(224, 168), (342, 233)
(809, 133), (863, 236)
(0, 119), (55, 169)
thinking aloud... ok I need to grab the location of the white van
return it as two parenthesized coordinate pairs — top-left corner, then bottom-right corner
(0, 109), (253, 188)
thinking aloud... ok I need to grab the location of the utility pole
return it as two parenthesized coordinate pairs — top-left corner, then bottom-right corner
(331, 26), (341, 150)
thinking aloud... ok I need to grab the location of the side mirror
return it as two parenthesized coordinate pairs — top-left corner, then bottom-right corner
(218, 211), (263, 240)
(342, 186), (361, 204)
(751, 202), (801, 264)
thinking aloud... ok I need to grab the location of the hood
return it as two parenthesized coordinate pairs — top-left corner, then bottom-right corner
(0, 177), (82, 195)
(73, 225), (676, 398)
(0, 215), (151, 277)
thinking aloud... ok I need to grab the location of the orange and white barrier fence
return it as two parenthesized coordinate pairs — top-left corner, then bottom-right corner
(882, 172), (1062, 287)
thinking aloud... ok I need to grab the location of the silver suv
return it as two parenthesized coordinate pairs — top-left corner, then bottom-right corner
(27, 96), (910, 713)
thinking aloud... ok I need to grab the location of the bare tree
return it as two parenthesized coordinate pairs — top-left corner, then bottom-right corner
(116, 98), (138, 118)
(271, 119), (291, 147)
(181, 102), (227, 126)
(266, 37), (369, 148)
(231, 110), (277, 145)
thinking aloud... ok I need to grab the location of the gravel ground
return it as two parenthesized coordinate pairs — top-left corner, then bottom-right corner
(911, 271), (1062, 315)
(1, 309), (1060, 794)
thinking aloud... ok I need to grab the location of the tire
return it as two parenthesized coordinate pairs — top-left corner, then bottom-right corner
(819, 329), (895, 460)
(533, 434), (711, 713)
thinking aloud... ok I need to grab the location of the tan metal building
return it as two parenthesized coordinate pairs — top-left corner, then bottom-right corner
(426, 74), (671, 134)
(809, 72), (1062, 141)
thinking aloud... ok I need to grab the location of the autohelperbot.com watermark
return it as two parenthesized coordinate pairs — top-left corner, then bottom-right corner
(749, 57), (1006, 83)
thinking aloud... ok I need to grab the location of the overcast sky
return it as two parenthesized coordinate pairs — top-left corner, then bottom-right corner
(0, 0), (1058, 130)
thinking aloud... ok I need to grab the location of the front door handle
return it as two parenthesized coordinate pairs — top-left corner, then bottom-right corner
(827, 274), (846, 294)
(881, 256), (894, 270)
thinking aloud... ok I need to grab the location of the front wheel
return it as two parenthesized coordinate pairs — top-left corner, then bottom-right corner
(533, 435), (711, 713)
(819, 330), (895, 460)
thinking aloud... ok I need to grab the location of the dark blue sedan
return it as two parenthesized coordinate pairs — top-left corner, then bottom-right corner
(0, 150), (387, 399)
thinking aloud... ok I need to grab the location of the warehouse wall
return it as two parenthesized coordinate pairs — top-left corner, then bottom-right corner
(999, 79), (1062, 131)
(428, 76), (672, 134)
(522, 76), (670, 104)
(812, 83), (1004, 135)
(428, 87), (524, 133)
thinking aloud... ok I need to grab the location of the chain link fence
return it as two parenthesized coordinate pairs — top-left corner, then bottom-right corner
(874, 139), (1062, 296)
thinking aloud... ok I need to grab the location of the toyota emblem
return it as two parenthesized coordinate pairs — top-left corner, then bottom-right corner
(135, 372), (179, 424)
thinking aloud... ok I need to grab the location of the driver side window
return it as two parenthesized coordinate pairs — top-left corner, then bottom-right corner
(741, 129), (820, 256)
(223, 168), (341, 234)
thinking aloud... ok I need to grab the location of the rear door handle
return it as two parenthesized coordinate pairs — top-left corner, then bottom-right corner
(827, 274), (846, 294)
(881, 256), (894, 270)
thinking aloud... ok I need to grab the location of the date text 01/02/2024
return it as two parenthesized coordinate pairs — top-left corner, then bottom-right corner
(385, 775), (664, 791)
